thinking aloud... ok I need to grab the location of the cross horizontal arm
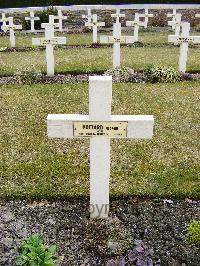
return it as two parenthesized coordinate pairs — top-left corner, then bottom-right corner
(47, 114), (154, 139)
(168, 34), (179, 43)
(85, 22), (105, 27)
(32, 37), (66, 45)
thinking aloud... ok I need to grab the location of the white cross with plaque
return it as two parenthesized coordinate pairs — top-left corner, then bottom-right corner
(54, 10), (68, 32)
(82, 9), (92, 29)
(0, 12), (8, 32)
(32, 17), (66, 76)
(25, 11), (40, 33)
(140, 9), (154, 28)
(111, 9), (125, 23)
(168, 22), (200, 73)
(1, 17), (22, 47)
(100, 22), (135, 68)
(126, 13), (146, 42)
(47, 76), (154, 218)
(85, 14), (105, 43)
(167, 9), (177, 30)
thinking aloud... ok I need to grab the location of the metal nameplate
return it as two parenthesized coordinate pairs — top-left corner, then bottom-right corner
(73, 121), (128, 138)
(40, 38), (60, 45)
(177, 37), (194, 43)
(108, 36), (127, 43)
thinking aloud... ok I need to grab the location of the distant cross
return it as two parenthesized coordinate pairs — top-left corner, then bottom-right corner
(25, 11), (40, 33)
(85, 14), (105, 43)
(167, 9), (177, 30)
(47, 76), (154, 218)
(0, 12), (9, 32)
(32, 17), (66, 76)
(100, 21), (135, 68)
(140, 9), (154, 28)
(168, 22), (200, 72)
(1, 17), (22, 47)
(54, 10), (68, 32)
(111, 9), (125, 23)
(168, 13), (182, 45)
(126, 13), (146, 42)
(82, 9), (92, 29)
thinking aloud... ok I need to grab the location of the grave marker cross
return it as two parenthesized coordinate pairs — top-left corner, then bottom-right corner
(25, 11), (40, 33)
(111, 9), (125, 23)
(126, 13), (146, 42)
(100, 22), (135, 68)
(167, 9), (177, 30)
(85, 14), (105, 43)
(1, 17), (22, 47)
(168, 22), (200, 72)
(82, 9), (92, 29)
(168, 13), (182, 45)
(47, 76), (154, 218)
(140, 9), (154, 28)
(54, 10), (68, 32)
(32, 17), (66, 76)
(0, 12), (8, 32)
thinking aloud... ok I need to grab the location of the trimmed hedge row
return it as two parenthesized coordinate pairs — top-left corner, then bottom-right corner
(1, 0), (200, 9)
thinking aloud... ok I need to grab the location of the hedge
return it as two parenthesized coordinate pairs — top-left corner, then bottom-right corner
(0, 0), (200, 9)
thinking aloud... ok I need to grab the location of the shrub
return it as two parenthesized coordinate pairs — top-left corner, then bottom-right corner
(187, 221), (200, 246)
(15, 65), (42, 85)
(16, 234), (63, 266)
(144, 63), (181, 83)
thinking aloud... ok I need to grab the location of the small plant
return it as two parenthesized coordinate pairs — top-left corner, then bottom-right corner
(16, 234), (64, 266)
(15, 65), (42, 85)
(144, 64), (181, 83)
(106, 240), (154, 266)
(187, 220), (200, 246)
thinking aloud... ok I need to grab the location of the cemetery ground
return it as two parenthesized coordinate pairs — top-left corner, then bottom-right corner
(1, 81), (200, 265)
(0, 31), (200, 265)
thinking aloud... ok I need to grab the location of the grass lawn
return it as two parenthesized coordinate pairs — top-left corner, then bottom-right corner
(0, 46), (200, 75)
(0, 31), (173, 48)
(0, 81), (199, 199)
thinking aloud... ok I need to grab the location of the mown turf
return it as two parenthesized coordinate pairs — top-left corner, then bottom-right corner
(0, 81), (199, 199)
(0, 31), (174, 48)
(0, 45), (200, 75)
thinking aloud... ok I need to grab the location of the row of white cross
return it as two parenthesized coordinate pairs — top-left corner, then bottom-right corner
(1, 12), (200, 75)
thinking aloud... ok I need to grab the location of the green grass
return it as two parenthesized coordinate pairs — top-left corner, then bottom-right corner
(0, 46), (200, 75)
(0, 31), (172, 48)
(0, 81), (199, 199)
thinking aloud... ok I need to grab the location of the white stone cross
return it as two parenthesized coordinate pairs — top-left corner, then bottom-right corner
(85, 14), (105, 43)
(25, 11), (40, 33)
(168, 22), (200, 72)
(139, 9), (154, 28)
(126, 13), (146, 42)
(100, 21), (135, 68)
(0, 12), (9, 32)
(167, 9), (177, 30)
(32, 18), (66, 76)
(82, 9), (92, 29)
(47, 76), (154, 218)
(54, 10), (68, 32)
(1, 17), (22, 47)
(168, 13), (182, 44)
(111, 9), (125, 23)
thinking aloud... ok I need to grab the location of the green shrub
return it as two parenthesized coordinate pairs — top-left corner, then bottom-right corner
(16, 234), (63, 266)
(187, 221), (200, 246)
(144, 63), (181, 83)
(15, 65), (42, 85)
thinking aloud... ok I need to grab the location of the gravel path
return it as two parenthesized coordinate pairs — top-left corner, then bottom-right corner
(0, 198), (199, 265)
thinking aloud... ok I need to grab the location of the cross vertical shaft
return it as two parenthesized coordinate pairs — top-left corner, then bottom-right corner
(89, 76), (112, 218)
